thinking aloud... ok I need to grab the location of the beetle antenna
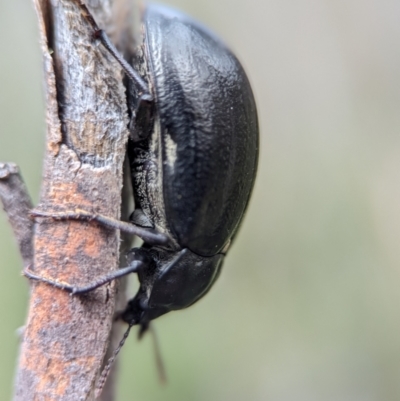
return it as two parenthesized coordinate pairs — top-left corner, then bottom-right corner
(149, 323), (167, 384)
(95, 322), (134, 399)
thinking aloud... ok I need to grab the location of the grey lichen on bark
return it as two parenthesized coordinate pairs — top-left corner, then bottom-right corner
(11, 0), (137, 400)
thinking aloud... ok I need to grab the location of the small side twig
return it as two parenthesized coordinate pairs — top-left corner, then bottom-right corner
(0, 163), (34, 267)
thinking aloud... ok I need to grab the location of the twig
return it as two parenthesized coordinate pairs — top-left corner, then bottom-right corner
(0, 163), (34, 267)
(11, 0), (133, 399)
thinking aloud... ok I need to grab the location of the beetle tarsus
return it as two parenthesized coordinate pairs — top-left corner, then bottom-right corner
(23, 268), (78, 293)
(30, 208), (172, 246)
(23, 261), (144, 294)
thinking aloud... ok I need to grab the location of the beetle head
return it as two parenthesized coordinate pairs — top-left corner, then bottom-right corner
(120, 247), (224, 330)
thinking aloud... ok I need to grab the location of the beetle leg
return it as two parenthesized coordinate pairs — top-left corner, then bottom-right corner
(31, 208), (172, 246)
(94, 29), (151, 99)
(148, 323), (167, 383)
(23, 260), (144, 295)
(69, 0), (149, 96)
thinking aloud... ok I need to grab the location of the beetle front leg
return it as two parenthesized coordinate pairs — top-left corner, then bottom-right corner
(94, 29), (151, 98)
(23, 258), (145, 295)
(31, 208), (172, 246)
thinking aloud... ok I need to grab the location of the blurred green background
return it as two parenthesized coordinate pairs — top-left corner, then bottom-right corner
(1, 0), (400, 400)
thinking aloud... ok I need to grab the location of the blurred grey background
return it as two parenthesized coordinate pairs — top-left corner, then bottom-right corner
(1, 0), (400, 400)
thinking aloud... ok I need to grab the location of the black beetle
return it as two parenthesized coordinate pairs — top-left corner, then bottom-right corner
(121, 3), (259, 330)
(27, 4), (258, 334)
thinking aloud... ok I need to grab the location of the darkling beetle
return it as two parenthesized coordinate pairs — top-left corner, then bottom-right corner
(27, 4), (259, 338)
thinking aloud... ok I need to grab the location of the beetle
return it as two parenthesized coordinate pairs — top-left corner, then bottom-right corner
(26, 3), (259, 335)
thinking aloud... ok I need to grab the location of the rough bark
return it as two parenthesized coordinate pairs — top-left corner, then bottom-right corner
(11, 0), (135, 399)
